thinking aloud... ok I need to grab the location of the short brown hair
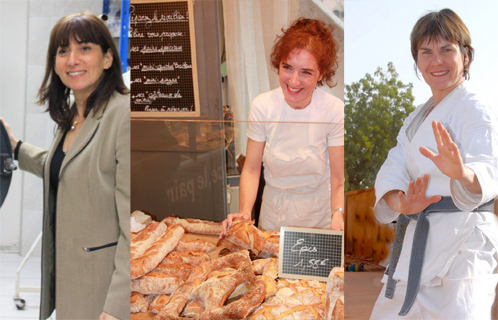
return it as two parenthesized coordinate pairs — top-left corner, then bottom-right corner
(410, 8), (473, 79)
(270, 18), (338, 88)
(38, 12), (129, 130)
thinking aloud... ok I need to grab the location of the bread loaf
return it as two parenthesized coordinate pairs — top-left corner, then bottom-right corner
(130, 292), (154, 313)
(149, 294), (170, 313)
(153, 263), (194, 281)
(161, 251), (211, 266)
(174, 239), (216, 253)
(163, 216), (223, 234)
(131, 272), (183, 294)
(225, 220), (265, 255)
(130, 221), (167, 259)
(131, 225), (184, 279)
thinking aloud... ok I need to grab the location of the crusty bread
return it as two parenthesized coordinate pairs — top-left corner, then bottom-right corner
(260, 231), (280, 258)
(161, 251), (211, 266)
(163, 216), (223, 234)
(131, 272), (183, 294)
(153, 263), (194, 281)
(130, 221), (167, 259)
(225, 220), (265, 255)
(131, 225), (184, 279)
(325, 267), (344, 320)
(174, 239), (216, 253)
(149, 294), (170, 313)
(252, 258), (278, 280)
(154, 251), (265, 320)
(130, 292), (154, 313)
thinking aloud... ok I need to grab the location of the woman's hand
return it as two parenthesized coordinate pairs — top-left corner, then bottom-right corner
(0, 118), (19, 152)
(219, 212), (251, 239)
(99, 312), (120, 320)
(397, 174), (442, 216)
(331, 210), (344, 231)
(419, 120), (481, 194)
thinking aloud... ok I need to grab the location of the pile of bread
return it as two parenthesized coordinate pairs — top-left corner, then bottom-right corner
(130, 212), (344, 320)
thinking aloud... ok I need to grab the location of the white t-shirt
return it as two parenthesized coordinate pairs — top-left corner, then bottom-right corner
(246, 87), (344, 190)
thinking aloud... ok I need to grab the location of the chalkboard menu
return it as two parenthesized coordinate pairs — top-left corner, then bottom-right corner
(130, 0), (200, 117)
(279, 227), (343, 282)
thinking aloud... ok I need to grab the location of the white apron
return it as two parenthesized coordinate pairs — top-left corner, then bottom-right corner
(258, 99), (331, 231)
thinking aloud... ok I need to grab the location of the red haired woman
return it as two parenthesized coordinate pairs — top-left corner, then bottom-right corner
(221, 18), (344, 235)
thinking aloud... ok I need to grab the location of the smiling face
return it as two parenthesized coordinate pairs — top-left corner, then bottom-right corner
(278, 49), (323, 109)
(54, 37), (113, 104)
(417, 37), (468, 104)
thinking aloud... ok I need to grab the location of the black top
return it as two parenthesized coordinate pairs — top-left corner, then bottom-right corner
(50, 131), (67, 193)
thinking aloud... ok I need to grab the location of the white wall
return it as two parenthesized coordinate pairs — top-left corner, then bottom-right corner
(0, 0), (29, 252)
(0, 0), (104, 256)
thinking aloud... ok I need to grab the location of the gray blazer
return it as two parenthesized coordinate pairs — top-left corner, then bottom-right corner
(19, 92), (130, 320)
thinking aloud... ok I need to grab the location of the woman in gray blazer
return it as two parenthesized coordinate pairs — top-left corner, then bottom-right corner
(2, 13), (130, 320)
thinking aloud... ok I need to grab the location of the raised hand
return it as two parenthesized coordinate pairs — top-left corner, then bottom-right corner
(398, 174), (442, 216)
(419, 121), (466, 180)
(419, 120), (481, 194)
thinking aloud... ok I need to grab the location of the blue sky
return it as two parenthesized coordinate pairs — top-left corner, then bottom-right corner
(345, 0), (498, 107)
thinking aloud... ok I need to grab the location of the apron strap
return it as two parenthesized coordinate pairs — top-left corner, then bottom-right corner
(384, 196), (495, 316)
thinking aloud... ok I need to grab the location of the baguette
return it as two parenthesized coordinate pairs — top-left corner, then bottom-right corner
(149, 294), (170, 313)
(161, 251), (211, 266)
(131, 272), (183, 294)
(153, 263), (194, 281)
(131, 225), (184, 279)
(163, 216), (222, 234)
(130, 292), (154, 313)
(130, 221), (167, 259)
(174, 239), (216, 253)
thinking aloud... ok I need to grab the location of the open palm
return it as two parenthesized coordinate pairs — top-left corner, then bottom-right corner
(419, 121), (465, 180)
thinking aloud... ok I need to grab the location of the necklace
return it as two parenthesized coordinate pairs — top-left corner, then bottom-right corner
(70, 120), (78, 130)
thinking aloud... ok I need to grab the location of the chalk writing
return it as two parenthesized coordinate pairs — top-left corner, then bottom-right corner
(294, 258), (329, 271)
(138, 45), (183, 54)
(291, 239), (318, 255)
(130, 7), (188, 28)
(147, 31), (183, 41)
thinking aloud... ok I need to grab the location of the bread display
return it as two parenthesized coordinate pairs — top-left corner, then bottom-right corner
(130, 216), (344, 320)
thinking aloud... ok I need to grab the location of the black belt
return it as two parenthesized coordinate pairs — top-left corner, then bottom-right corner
(384, 196), (494, 316)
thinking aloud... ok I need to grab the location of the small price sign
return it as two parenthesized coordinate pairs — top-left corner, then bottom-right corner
(278, 227), (343, 282)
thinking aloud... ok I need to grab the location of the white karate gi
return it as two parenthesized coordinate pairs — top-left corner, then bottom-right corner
(372, 82), (498, 319)
(247, 87), (344, 231)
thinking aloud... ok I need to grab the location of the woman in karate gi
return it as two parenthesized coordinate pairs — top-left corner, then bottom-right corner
(220, 18), (344, 235)
(371, 9), (498, 319)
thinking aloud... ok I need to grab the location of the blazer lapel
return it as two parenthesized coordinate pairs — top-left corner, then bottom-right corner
(59, 106), (104, 179)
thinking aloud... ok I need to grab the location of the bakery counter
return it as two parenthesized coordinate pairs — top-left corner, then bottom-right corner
(130, 216), (344, 320)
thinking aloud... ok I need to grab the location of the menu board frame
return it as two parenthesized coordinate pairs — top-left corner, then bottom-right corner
(130, 0), (201, 118)
(278, 227), (344, 282)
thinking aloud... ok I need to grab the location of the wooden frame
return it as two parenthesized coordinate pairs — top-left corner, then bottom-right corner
(130, 0), (200, 118)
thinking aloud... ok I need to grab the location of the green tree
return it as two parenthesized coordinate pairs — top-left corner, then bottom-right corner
(345, 62), (415, 192)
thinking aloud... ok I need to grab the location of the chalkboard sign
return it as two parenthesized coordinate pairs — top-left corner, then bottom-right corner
(130, 0), (200, 117)
(279, 227), (343, 282)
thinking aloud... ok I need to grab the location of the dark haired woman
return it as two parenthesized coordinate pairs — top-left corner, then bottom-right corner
(220, 18), (344, 236)
(2, 12), (129, 320)
(371, 9), (498, 319)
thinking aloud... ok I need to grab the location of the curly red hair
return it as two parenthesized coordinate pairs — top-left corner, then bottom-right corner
(270, 18), (338, 88)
